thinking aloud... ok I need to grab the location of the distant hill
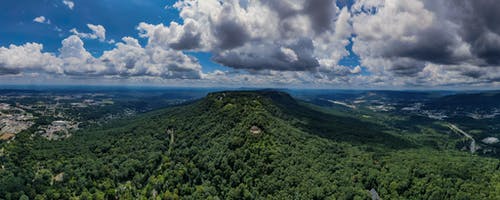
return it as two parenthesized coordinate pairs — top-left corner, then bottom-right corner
(1, 91), (499, 199)
(426, 92), (500, 109)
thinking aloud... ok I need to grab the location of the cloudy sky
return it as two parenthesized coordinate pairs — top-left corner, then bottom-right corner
(1, 0), (500, 89)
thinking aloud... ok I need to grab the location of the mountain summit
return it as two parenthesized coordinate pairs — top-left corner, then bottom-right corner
(1, 91), (499, 199)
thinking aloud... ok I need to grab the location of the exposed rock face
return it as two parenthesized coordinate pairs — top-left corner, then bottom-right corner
(370, 188), (381, 200)
(250, 125), (262, 135)
(52, 172), (65, 184)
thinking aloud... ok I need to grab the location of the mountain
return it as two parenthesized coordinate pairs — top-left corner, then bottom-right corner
(1, 91), (499, 199)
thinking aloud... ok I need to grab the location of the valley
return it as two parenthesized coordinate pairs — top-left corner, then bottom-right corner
(0, 87), (210, 141)
(0, 89), (500, 199)
(297, 90), (500, 157)
(3, 0), (500, 199)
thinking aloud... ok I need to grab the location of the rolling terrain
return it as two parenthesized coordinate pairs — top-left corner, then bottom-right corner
(1, 91), (500, 199)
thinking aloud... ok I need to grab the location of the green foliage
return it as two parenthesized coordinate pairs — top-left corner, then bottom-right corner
(0, 91), (499, 199)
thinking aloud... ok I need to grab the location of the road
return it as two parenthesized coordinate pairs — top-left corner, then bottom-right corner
(447, 123), (477, 153)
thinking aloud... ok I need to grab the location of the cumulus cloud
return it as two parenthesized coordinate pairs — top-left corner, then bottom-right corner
(9, 0), (500, 87)
(87, 24), (106, 42)
(71, 24), (107, 42)
(0, 43), (61, 75)
(351, 0), (500, 86)
(138, 21), (202, 50)
(0, 35), (202, 79)
(212, 39), (319, 71)
(62, 0), (74, 10)
(60, 35), (92, 59)
(33, 16), (50, 24)
(138, 0), (353, 74)
(99, 37), (202, 79)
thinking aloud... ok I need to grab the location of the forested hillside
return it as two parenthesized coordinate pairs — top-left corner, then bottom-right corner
(1, 91), (499, 199)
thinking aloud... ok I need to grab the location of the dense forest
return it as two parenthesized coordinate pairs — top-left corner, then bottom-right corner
(1, 91), (500, 199)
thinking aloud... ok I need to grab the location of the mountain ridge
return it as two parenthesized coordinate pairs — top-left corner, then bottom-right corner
(1, 90), (499, 199)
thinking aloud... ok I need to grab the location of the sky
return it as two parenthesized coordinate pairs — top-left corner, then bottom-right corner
(1, 0), (500, 89)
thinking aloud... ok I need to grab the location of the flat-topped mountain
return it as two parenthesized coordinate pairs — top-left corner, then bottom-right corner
(1, 91), (499, 199)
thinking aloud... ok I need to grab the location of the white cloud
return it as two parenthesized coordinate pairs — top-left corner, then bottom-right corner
(350, 0), (500, 86)
(9, 0), (367, 86)
(33, 16), (50, 24)
(280, 47), (299, 63)
(138, 0), (352, 73)
(0, 43), (61, 75)
(87, 24), (106, 42)
(9, 0), (500, 87)
(62, 0), (75, 10)
(60, 35), (92, 59)
(0, 35), (202, 79)
(99, 37), (202, 79)
(71, 24), (107, 42)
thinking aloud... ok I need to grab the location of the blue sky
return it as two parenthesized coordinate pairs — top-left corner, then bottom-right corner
(0, 0), (361, 73)
(1, 0), (179, 54)
(1, 0), (498, 89)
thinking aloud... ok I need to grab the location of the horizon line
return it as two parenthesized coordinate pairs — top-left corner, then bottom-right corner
(0, 84), (499, 92)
